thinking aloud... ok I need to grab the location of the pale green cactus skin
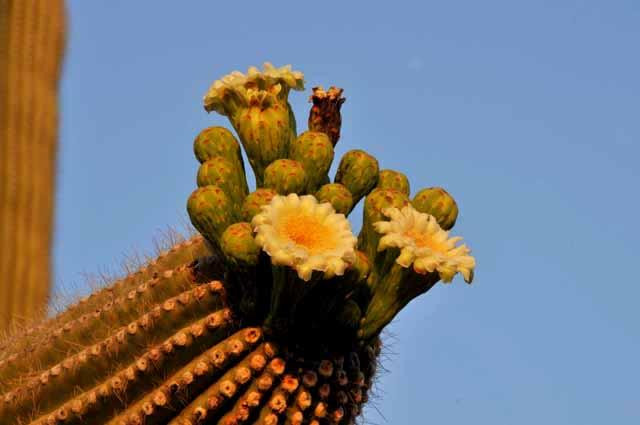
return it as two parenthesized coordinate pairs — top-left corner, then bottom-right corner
(359, 265), (439, 340)
(186, 185), (238, 246)
(240, 188), (278, 222)
(412, 187), (459, 230)
(263, 159), (308, 195)
(231, 104), (297, 187)
(289, 131), (334, 192)
(377, 169), (410, 196)
(197, 156), (249, 207)
(315, 183), (354, 215)
(335, 149), (380, 207)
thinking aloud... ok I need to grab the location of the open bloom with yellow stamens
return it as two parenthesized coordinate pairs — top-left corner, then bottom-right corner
(252, 194), (357, 281)
(203, 62), (305, 115)
(373, 205), (475, 283)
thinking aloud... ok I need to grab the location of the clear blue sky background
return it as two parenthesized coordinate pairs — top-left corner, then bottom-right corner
(54, 1), (639, 423)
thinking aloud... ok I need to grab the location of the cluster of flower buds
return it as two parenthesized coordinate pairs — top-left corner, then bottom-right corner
(188, 62), (476, 347)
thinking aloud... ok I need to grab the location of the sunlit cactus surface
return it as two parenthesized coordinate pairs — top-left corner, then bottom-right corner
(0, 63), (476, 425)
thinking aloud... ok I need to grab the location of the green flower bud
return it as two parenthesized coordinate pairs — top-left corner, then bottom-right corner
(193, 126), (242, 164)
(412, 187), (458, 230)
(196, 156), (249, 206)
(377, 169), (410, 196)
(186, 186), (237, 246)
(220, 222), (260, 266)
(263, 159), (307, 195)
(335, 149), (379, 207)
(240, 188), (278, 222)
(315, 183), (353, 215)
(289, 131), (334, 192)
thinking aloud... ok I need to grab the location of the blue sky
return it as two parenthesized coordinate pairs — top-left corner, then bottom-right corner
(55, 1), (639, 423)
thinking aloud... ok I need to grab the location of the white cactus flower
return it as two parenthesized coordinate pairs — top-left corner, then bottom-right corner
(373, 205), (475, 283)
(251, 194), (357, 281)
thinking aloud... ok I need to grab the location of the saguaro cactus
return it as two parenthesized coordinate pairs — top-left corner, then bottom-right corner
(0, 0), (66, 330)
(0, 63), (476, 425)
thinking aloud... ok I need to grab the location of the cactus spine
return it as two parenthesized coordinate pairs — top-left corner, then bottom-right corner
(1, 63), (476, 425)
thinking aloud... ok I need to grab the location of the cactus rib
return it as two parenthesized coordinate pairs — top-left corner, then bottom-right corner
(105, 328), (262, 425)
(0, 237), (210, 364)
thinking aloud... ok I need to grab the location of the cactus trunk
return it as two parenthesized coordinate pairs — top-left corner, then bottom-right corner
(0, 0), (66, 330)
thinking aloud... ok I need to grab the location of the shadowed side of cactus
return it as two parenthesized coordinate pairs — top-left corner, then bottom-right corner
(0, 63), (476, 425)
(0, 0), (66, 331)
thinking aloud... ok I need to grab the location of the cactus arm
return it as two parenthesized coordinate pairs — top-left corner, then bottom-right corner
(0, 0), (66, 331)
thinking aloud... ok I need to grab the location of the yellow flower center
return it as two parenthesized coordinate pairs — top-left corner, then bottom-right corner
(280, 213), (336, 254)
(405, 229), (446, 253)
